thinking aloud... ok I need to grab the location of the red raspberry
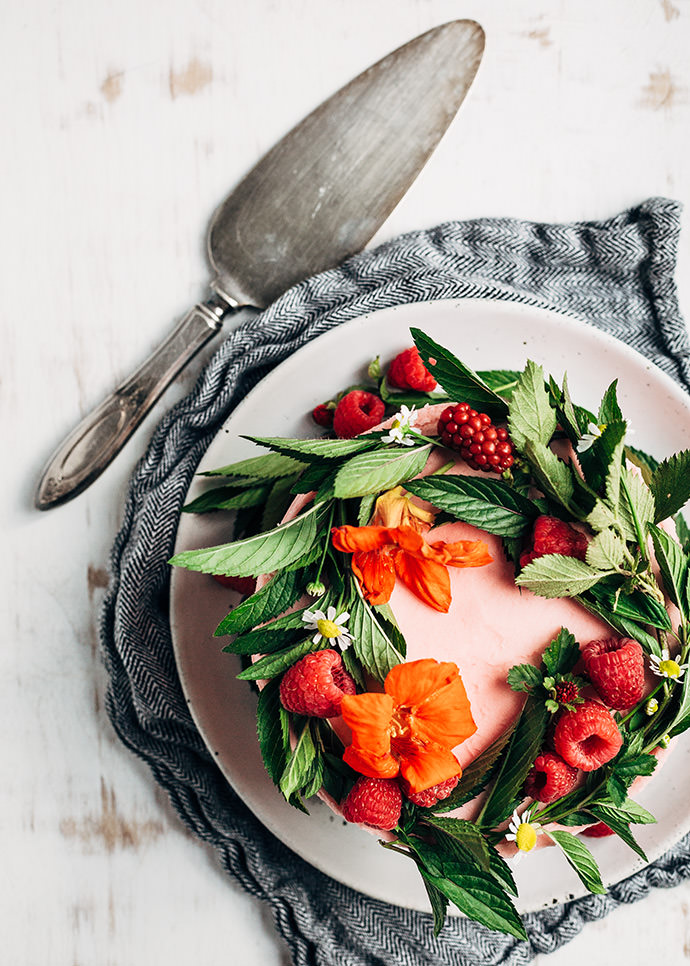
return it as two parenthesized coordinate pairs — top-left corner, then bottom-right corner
(402, 775), (459, 808)
(341, 776), (402, 830)
(213, 574), (257, 596)
(279, 649), (356, 718)
(524, 751), (579, 803)
(437, 403), (514, 473)
(582, 822), (615, 838)
(553, 700), (623, 771)
(554, 680), (580, 707)
(332, 390), (385, 439)
(312, 403), (334, 427)
(581, 637), (644, 710)
(520, 515), (589, 568)
(387, 346), (437, 392)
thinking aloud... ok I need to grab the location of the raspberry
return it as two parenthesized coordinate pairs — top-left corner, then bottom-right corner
(524, 751), (579, 803)
(341, 776), (402, 830)
(279, 649), (356, 718)
(520, 515), (589, 568)
(402, 775), (459, 808)
(553, 700), (623, 771)
(581, 822), (615, 837)
(213, 574), (257, 596)
(387, 346), (437, 392)
(332, 390), (385, 439)
(437, 403), (514, 473)
(312, 403), (334, 427)
(581, 637), (644, 710)
(554, 680), (580, 707)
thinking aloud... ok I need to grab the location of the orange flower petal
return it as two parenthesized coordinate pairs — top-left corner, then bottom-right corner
(384, 659), (462, 708)
(397, 744), (463, 795)
(350, 548), (396, 606)
(343, 744), (399, 781)
(372, 487), (436, 530)
(413, 676), (477, 747)
(428, 539), (492, 568)
(393, 549), (451, 612)
(331, 525), (392, 553)
(340, 692), (394, 756)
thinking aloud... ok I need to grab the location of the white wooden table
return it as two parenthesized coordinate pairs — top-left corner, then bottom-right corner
(4, 1), (690, 962)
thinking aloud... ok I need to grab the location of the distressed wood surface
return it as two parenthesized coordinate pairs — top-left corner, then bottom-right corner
(3, 0), (690, 963)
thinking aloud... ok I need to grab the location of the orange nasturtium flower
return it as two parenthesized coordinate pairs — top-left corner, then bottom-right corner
(340, 659), (476, 794)
(331, 487), (492, 612)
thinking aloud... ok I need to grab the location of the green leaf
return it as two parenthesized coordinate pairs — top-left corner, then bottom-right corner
(170, 501), (330, 578)
(586, 804), (648, 861)
(215, 568), (307, 637)
(357, 493), (376, 526)
(487, 846), (518, 898)
(600, 424), (628, 512)
(651, 450), (690, 522)
(618, 468), (655, 543)
(248, 434), (378, 463)
(182, 483), (272, 513)
(576, 593), (662, 656)
(553, 372), (584, 444)
(405, 475), (538, 538)
(256, 678), (290, 786)
(597, 380), (623, 424)
(523, 440), (575, 511)
(625, 445), (659, 485)
(543, 628), (580, 675)
(419, 864), (527, 940)
(333, 445), (431, 499)
(221, 604), (312, 651)
(476, 369), (522, 398)
(649, 524), (689, 619)
(674, 511), (690, 553)
(432, 724), (517, 813)
(421, 877), (449, 937)
(279, 720), (317, 800)
(237, 638), (322, 680)
(507, 664), (544, 692)
(548, 830), (606, 894)
(612, 797), (657, 825)
(586, 529), (626, 571)
(668, 668), (690, 738)
(411, 328), (509, 421)
(424, 816), (491, 870)
(201, 451), (307, 479)
(261, 475), (303, 531)
(586, 580), (672, 632)
(348, 584), (405, 684)
(508, 360), (558, 452)
(516, 555), (611, 598)
(478, 697), (549, 829)
(586, 499), (619, 533)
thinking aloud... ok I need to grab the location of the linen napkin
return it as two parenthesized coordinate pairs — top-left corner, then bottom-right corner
(101, 197), (690, 965)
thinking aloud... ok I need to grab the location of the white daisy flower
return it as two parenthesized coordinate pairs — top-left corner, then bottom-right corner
(505, 807), (542, 864)
(381, 405), (417, 446)
(302, 606), (353, 651)
(576, 422), (604, 454)
(649, 648), (689, 681)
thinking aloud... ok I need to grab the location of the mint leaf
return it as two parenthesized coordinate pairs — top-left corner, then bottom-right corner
(261, 475), (303, 530)
(598, 380), (623, 424)
(649, 525), (688, 619)
(587, 580), (672, 632)
(612, 797), (657, 825)
(419, 864), (527, 940)
(601, 424), (628, 511)
(411, 328), (508, 421)
(586, 804), (648, 861)
(279, 720), (317, 800)
(405, 475), (538, 538)
(215, 567), (307, 637)
(424, 816), (491, 871)
(478, 697), (549, 829)
(579, 421), (627, 501)
(421, 876), (449, 937)
(477, 369), (521, 398)
(618, 468), (655, 543)
(507, 664), (544, 692)
(248, 435), (378, 463)
(256, 678), (290, 786)
(548, 830), (606, 894)
(543, 628), (579, 675)
(237, 638), (322, 680)
(201, 451), (307, 479)
(508, 361), (557, 452)
(333, 445), (431, 499)
(576, 593), (662, 655)
(523, 440), (575, 511)
(668, 668), (690, 737)
(432, 724), (517, 813)
(651, 450), (690, 522)
(586, 529), (626, 571)
(182, 483), (272, 513)
(516, 555), (611, 598)
(348, 584), (405, 684)
(170, 501), (330, 577)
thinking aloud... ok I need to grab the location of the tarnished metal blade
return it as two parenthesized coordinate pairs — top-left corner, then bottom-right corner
(208, 20), (485, 307)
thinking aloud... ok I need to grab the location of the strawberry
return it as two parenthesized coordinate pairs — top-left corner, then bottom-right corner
(341, 777), (402, 830)
(332, 390), (385, 439)
(581, 636), (644, 710)
(524, 751), (579, 803)
(387, 346), (437, 392)
(553, 700), (623, 771)
(279, 649), (356, 718)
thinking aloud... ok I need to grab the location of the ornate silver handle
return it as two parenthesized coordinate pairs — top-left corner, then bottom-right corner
(35, 296), (235, 509)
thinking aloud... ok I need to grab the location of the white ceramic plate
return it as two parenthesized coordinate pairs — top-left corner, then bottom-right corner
(170, 297), (690, 915)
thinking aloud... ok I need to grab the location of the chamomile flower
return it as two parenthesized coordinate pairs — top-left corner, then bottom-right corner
(302, 606), (353, 651)
(649, 648), (689, 681)
(505, 807), (542, 864)
(381, 405), (417, 446)
(576, 422), (604, 454)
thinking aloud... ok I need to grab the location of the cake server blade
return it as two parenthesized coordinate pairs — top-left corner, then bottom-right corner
(36, 20), (485, 509)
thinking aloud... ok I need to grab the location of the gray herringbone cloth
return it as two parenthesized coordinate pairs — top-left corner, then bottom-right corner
(101, 197), (690, 965)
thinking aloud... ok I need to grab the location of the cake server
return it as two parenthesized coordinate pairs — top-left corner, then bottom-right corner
(36, 20), (485, 510)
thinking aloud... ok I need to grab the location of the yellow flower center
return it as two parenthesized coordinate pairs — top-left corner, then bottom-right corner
(316, 618), (342, 639)
(515, 823), (537, 853)
(660, 658), (681, 678)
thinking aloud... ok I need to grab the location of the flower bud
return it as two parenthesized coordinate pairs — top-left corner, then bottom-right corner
(645, 698), (659, 716)
(367, 356), (382, 381)
(306, 580), (326, 598)
(659, 733), (671, 749)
